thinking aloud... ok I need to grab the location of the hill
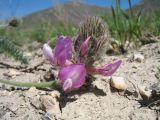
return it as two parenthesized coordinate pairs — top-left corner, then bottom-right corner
(22, 2), (111, 28)
(132, 0), (160, 13)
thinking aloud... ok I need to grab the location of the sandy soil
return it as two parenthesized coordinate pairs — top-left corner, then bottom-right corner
(0, 42), (160, 120)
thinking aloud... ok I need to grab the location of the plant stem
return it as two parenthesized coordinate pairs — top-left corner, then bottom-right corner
(86, 66), (99, 74)
(0, 79), (59, 89)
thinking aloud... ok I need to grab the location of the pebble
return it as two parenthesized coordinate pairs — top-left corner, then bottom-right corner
(110, 76), (127, 90)
(133, 53), (145, 63)
(40, 95), (61, 115)
(138, 85), (152, 100)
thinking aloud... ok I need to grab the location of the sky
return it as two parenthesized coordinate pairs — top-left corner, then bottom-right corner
(0, 0), (141, 20)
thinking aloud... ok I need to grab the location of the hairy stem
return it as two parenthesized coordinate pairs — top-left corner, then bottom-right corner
(0, 79), (59, 88)
(86, 66), (99, 75)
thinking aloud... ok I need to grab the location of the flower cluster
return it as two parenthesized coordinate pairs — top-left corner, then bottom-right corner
(43, 36), (122, 91)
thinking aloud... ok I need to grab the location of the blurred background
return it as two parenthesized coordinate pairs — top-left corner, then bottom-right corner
(0, 0), (160, 63)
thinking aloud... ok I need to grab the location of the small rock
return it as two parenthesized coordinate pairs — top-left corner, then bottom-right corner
(110, 76), (127, 90)
(133, 53), (144, 63)
(138, 85), (152, 100)
(40, 95), (60, 115)
(30, 95), (42, 109)
(24, 87), (39, 98)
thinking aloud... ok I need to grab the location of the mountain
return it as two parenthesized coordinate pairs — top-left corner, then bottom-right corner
(132, 0), (160, 13)
(22, 2), (111, 28)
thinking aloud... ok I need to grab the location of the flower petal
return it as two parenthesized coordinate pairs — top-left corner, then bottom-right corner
(43, 44), (54, 64)
(53, 36), (73, 66)
(58, 64), (86, 91)
(98, 60), (122, 76)
(63, 78), (73, 91)
(80, 36), (91, 56)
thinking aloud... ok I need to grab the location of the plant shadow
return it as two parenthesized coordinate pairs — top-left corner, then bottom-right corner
(58, 75), (107, 109)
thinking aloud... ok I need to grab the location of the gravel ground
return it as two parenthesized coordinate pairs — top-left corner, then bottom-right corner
(0, 42), (160, 120)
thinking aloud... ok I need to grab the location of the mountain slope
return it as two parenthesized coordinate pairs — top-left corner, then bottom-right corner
(132, 0), (160, 13)
(22, 2), (110, 28)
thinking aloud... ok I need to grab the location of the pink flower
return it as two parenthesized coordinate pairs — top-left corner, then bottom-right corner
(58, 64), (86, 91)
(43, 35), (122, 92)
(43, 36), (73, 66)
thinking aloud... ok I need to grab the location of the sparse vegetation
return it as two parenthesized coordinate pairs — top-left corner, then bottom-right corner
(0, 36), (28, 64)
(102, 0), (160, 53)
(0, 21), (76, 63)
(146, 10), (160, 35)
(102, 0), (143, 53)
(0, 0), (160, 60)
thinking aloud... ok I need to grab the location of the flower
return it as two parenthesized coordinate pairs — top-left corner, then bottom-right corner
(58, 64), (86, 91)
(43, 35), (122, 92)
(43, 36), (73, 66)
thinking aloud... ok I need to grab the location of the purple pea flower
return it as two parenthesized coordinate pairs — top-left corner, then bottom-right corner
(58, 64), (86, 91)
(43, 36), (73, 66)
(43, 36), (122, 92)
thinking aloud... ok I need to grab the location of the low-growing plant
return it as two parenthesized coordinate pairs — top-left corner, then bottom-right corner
(0, 26), (31, 46)
(0, 35), (122, 91)
(0, 36), (28, 64)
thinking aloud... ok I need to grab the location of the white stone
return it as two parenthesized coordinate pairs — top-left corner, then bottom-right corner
(133, 53), (144, 62)
(110, 76), (127, 90)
